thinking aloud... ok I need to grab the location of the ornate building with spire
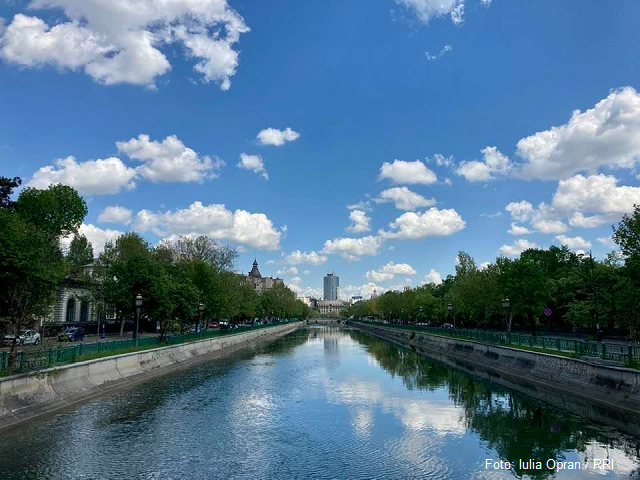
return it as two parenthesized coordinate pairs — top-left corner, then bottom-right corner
(246, 259), (283, 294)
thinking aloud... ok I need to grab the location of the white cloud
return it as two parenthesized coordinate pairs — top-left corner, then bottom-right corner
(552, 174), (640, 214)
(568, 212), (609, 228)
(375, 187), (436, 211)
(116, 134), (222, 183)
(277, 266), (298, 275)
(256, 127), (300, 146)
(517, 87), (640, 180)
(340, 282), (384, 300)
(379, 159), (437, 185)
(366, 262), (416, 282)
(499, 239), (539, 257)
(237, 153), (268, 180)
(28, 156), (136, 195)
(61, 223), (123, 255)
(428, 153), (455, 168)
(347, 210), (371, 233)
(508, 223), (531, 235)
(288, 276), (302, 285)
(135, 201), (281, 250)
(597, 237), (616, 249)
(98, 206), (133, 225)
(423, 268), (442, 285)
(322, 235), (383, 260)
(394, 0), (466, 25)
(0, 1), (249, 89)
(531, 218), (568, 234)
(555, 235), (592, 250)
(347, 200), (371, 211)
(479, 261), (491, 270)
(457, 146), (511, 182)
(284, 250), (328, 265)
(505, 200), (534, 222)
(425, 44), (452, 61)
(379, 207), (465, 240)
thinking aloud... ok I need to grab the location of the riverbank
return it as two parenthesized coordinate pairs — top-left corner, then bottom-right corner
(350, 321), (640, 437)
(0, 322), (301, 431)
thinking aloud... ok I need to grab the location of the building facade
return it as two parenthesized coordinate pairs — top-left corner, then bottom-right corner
(316, 300), (345, 315)
(247, 259), (284, 294)
(323, 273), (339, 301)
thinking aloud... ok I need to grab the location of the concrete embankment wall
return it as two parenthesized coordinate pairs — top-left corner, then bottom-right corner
(351, 322), (640, 436)
(0, 323), (300, 431)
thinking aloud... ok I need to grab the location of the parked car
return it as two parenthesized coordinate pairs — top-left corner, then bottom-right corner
(3, 330), (41, 346)
(219, 321), (230, 330)
(443, 323), (454, 330)
(58, 327), (86, 342)
(208, 321), (220, 329)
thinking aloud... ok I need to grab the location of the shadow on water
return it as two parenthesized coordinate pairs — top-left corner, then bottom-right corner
(349, 329), (640, 479)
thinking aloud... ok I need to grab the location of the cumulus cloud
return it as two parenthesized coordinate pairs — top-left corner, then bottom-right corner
(347, 210), (371, 233)
(508, 223), (531, 235)
(365, 262), (416, 282)
(322, 235), (383, 260)
(117, 134), (222, 183)
(61, 223), (123, 255)
(394, 0), (467, 25)
(277, 266), (298, 275)
(237, 153), (268, 180)
(256, 127), (300, 146)
(517, 87), (640, 180)
(135, 201), (281, 250)
(423, 268), (442, 285)
(379, 160), (437, 185)
(379, 208), (465, 240)
(505, 200), (534, 222)
(98, 206), (133, 225)
(531, 218), (568, 234)
(374, 187), (436, 211)
(0, 1), (249, 89)
(347, 200), (371, 211)
(28, 156), (137, 195)
(499, 239), (539, 257)
(552, 174), (640, 214)
(284, 250), (328, 265)
(457, 146), (511, 182)
(597, 237), (616, 249)
(340, 282), (384, 300)
(568, 212), (609, 228)
(555, 235), (592, 250)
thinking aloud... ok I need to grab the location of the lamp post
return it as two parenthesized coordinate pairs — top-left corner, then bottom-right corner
(198, 302), (204, 333)
(502, 298), (511, 343)
(447, 302), (454, 329)
(134, 293), (143, 346)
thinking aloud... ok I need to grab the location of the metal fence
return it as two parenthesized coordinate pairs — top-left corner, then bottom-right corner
(0, 322), (294, 375)
(356, 321), (640, 365)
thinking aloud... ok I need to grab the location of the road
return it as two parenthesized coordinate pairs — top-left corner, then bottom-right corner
(0, 332), (161, 353)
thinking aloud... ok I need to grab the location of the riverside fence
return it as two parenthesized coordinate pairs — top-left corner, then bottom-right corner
(1, 322), (295, 375)
(355, 321), (640, 365)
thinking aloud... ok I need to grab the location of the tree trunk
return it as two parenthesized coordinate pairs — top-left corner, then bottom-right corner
(6, 338), (19, 374)
(119, 316), (125, 337)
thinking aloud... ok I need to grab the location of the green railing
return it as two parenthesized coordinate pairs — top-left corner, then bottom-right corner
(354, 321), (639, 365)
(0, 322), (296, 376)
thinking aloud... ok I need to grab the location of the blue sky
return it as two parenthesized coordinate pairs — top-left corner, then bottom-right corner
(1, 0), (640, 299)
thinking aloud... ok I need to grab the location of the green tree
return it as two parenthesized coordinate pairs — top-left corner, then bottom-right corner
(66, 234), (94, 269)
(0, 176), (21, 209)
(16, 184), (87, 237)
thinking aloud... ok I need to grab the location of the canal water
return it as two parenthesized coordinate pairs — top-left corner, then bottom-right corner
(1, 326), (639, 479)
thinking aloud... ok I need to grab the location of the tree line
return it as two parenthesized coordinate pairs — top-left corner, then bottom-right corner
(345, 206), (640, 342)
(0, 177), (310, 371)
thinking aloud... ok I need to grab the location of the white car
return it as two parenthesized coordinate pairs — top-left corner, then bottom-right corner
(4, 330), (41, 346)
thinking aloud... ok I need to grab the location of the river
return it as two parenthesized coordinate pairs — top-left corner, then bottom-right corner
(0, 326), (638, 479)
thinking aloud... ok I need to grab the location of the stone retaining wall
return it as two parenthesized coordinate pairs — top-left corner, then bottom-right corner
(351, 322), (640, 437)
(0, 323), (300, 431)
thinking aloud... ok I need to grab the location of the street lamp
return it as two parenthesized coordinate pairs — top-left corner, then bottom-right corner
(198, 302), (204, 332)
(502, 298), (511, 343)
(447, 302), (454, 329)
(134, 293), (143, 346)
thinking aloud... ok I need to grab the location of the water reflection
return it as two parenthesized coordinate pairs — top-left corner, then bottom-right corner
(0, 327), (638, 479)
